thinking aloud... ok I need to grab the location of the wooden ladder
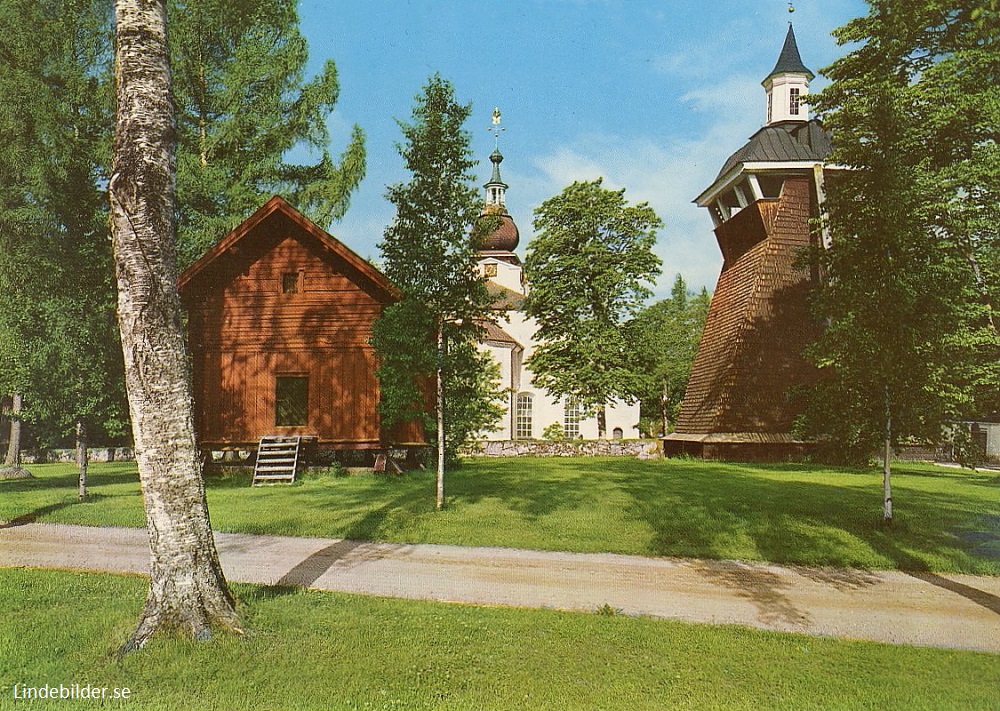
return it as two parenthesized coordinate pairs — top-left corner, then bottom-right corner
(252, 436), (302, 485)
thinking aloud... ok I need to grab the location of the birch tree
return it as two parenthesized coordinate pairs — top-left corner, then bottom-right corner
(372, 75), (503, 509)
(804, 1), (999, 522)
(110, 0), (240, 651)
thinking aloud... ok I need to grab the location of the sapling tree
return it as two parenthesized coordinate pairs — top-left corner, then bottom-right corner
(372, 74), (503, 509)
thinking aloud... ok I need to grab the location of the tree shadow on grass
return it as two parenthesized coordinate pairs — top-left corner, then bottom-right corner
(0, 500), (80, 528)
(615, 459), (1000, 575)
(253, 503), (405, 600)
(449, 459), (608, 520)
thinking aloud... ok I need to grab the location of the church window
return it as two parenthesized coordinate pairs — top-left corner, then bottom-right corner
(613, 427), (624, 440)
(514, 393), (533, 439)
(564, 399), (584, 439)
(767, 92), (773, 123)
(789, 87), (801, 116)
(275, 375), (309, 427)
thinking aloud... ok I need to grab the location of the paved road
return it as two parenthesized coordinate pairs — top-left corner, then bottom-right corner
(2, 522), (999, 653)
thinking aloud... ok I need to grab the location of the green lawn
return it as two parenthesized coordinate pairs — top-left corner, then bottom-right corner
(2, 457), (999, 574)
(1, 568), (998, 711)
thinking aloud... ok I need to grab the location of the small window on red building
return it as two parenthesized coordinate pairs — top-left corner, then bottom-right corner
(281, 272), (301, 294)
(275, 375), (309, 426)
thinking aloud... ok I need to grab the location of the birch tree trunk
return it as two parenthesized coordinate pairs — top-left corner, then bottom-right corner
(3, 393), (22, 467)
(76, 420), (87, 500)
(883, 388), (893, 524)
(436, 321), (445, 510)
(110, 0), (239, 652)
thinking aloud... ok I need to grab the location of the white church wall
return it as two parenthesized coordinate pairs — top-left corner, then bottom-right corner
(478, 304), (641, 442)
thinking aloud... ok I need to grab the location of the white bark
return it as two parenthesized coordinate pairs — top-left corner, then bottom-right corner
(111, 0), (239, 652)
(3, 393), (22, 467)
(436, 321), (445, 510)
(883, 389), (893, 524)
(76, 420), (87, 500)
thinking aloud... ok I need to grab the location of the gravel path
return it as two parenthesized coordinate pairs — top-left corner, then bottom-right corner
(2, 522), (999, 653)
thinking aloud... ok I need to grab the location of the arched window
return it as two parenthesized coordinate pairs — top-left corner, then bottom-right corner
(564, 399), (584, 439)
(514, 393), (533, 440)
(612, 427), (624, 440)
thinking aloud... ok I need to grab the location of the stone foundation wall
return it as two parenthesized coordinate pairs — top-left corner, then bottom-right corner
(21, 448), (135, 464)
(464, 439), (660, 459)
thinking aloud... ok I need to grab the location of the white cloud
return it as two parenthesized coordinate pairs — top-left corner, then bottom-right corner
(520, 96), (765, 299)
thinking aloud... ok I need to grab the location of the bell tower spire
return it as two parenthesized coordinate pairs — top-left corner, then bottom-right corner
(762, 24), (814, 125)
(484, 108), (508, 209)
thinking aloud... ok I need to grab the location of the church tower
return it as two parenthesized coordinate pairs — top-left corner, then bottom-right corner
(476, 108), (523, 296)
(763, 24), (814, 125)
(663, 25), (833, 461)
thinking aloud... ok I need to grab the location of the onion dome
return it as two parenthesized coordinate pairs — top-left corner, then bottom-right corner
(477, 148), (520, 253)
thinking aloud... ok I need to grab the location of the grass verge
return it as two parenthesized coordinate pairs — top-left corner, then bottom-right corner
(1, 458), (998, 574)
(1, 568), (998, 710)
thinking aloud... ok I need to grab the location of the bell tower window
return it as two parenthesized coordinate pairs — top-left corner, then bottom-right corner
(789, 87), (801, 116)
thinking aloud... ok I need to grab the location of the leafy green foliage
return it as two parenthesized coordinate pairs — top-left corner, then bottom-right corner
(630, 275), (710, 437)
(802, 2), (1000, 463)
(524, 179), (662, 431)
(0, 0), (127, 447)
(168, 0), (366, 265)
(372, 74), (503, 462)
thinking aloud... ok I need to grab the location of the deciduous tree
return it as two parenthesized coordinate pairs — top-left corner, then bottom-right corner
(372, 75), (503, 508)
(0, 0), (125, 484)
(524, 179), (662, 436)
(804, 1), (1000, 521)
(630, 275), (709, 437)
(110, 0), (239, 651)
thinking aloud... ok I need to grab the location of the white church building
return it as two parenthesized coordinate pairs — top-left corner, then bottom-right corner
(473, 143), (641, 441)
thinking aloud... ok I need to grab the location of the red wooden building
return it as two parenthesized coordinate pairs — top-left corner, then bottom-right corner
(178, 196), (422, 454)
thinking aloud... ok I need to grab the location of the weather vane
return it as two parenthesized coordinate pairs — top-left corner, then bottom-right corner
(488, 107), (505, 148)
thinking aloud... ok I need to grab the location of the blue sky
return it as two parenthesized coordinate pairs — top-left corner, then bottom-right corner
(296, 0), (868, 297)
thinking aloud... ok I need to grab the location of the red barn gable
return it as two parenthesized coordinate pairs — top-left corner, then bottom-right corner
(179, 196), (422, 450)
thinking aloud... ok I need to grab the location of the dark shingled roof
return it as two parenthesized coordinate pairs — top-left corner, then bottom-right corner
(715, 119), (832, 181)
(765, 24), (814, 81)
